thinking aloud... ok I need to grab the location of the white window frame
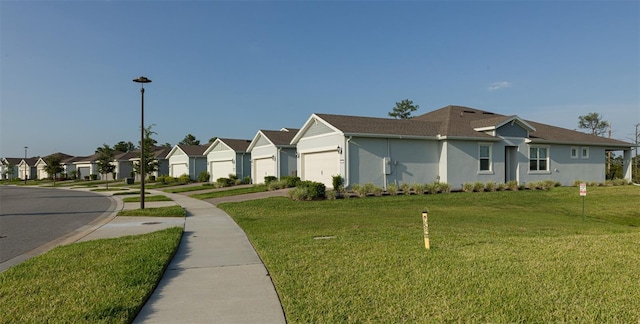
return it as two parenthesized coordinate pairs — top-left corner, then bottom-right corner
(529, 145), (550, 174)
(581, 147), (589, 159)
(571, 147), (579, 159)
(478, 143), (493, 174)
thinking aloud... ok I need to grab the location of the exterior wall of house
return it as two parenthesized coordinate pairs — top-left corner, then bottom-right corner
(441, 140), (505, 189)
(207, 146), (237, 181)
(156, 159), (169, 177)
(236, 152), (251, 180)
(296, 132), (344, 187)
(521, 144), (606, 186)
(75, 163), (96, 179)
(346, 137), (439, 189)
(35, 161), (49, 179)
(279, 147), (297, 178)
(169, 150), (190, 178)
(251, 144), (276, 182)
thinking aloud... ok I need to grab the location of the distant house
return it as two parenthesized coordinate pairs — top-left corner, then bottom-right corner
(72, 153), (101, 180)
(16, 157), (38, 180)
(124, 146), (171, 181)
(166, 144), (208, 180)
(34, 153), (74, 179)
(1, 158), (22, 180)
(291, 105), (633, 189)
(247, 128), (298, 183)
(204, 138), (252, 182)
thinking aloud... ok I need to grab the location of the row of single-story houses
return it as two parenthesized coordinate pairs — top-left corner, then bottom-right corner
(1, 105), (635, 189)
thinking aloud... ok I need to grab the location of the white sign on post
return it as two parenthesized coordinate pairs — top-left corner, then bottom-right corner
(579, 183), (587, 196)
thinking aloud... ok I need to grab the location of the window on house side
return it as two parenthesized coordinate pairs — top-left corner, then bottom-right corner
(571, 147), (578, 159)
(479, 144), (491, 172)
(581, 147), (589, 159)
(529, 147), (549, 172)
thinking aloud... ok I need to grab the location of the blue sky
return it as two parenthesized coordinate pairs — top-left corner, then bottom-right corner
(1, 1), (639, 158)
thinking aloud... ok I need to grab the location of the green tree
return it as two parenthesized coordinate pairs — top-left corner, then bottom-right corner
(389, 99), (419, 119)
(113, 141), (136, 152)
(3, 161), (15, 180)
(208, 137), (218, 144)
(179, 134), (200, 145)
(96, 144), (116, 189)
(134, 125), (159, 180)
(578, 112), (610, 136)
(43, 154), (64, 186)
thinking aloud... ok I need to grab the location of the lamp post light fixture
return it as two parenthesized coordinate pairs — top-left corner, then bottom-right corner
(133, 76), (152, 209)
(24, 146), (28, 185)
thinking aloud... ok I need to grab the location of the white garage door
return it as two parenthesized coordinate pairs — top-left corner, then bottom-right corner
(254, 158), (276, 184)
(171, 164), (189, 178)
(302, 151), (340, 188)
(210, 161), (234, 180)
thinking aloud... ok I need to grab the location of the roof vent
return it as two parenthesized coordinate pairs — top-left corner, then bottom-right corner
(482, 112), (494, 115)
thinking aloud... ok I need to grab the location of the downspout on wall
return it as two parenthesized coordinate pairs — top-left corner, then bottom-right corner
(344, 136), (352, 188)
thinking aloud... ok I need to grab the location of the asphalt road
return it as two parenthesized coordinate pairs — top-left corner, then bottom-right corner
(0, 186), (115, 264)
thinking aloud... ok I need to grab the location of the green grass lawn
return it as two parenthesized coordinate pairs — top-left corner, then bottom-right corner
(220, 186), (640, 322)
(122, 195), (172, 202)
(0, 227), (183, 323)
(162, 184), (214, 193)
(190, 185), (268, 199)
(117, 205), (186, 217)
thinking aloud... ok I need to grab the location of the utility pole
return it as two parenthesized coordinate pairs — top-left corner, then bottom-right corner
(635, 123), (639, 183)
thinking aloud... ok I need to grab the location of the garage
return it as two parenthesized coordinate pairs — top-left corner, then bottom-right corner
(210, 160), (234, 180)
(253, 158), (276, 184)
(302, 151), (340, 188)
(77, 167), (90, 180)
(171, 163), (189, 178)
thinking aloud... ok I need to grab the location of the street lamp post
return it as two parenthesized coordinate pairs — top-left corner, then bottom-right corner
(24, 146), (28, 185)
(133, 76), (152, 209)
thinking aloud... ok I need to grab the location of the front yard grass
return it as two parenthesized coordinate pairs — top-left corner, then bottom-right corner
(220, 186), (640, 322)
(0, 227), (183, 323)
(191, 184), (268, 199)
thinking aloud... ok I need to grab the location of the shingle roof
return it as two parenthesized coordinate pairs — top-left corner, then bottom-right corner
(314, 105), (631, 147)
(3, 157), (23, 165)
(177, 145), (209, 156)
(260, 129), (299, 146)
(218, 138), (252, 152)
(315, 113), (441, 137)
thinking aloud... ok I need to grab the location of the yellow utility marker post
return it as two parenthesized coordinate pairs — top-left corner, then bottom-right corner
(422, 208), (430, 250)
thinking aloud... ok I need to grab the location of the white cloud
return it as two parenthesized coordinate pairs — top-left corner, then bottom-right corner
(488, 81), (511, 91)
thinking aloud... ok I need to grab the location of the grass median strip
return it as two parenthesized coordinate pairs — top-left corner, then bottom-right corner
(162, 184), (215, 193)
(122, 195), (172, 203)
(191, 185), (268, 199)
(220, 186), (640, 322)
(0, 227), (183, 323)
(118, 205), (186, 217)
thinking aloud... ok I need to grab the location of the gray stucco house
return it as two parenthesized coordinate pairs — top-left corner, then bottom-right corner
(291, 105), (633, 189)
(247, 128), (298, 184)
(204, 138), (252, 182)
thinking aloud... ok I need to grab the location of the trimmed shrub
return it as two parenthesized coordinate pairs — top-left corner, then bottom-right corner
(216, 177), (234, 187)
(411, 183), (426, 195)
(332, 175), (345, 193)
(198, 171), (210, 183)
(437, 182), (451, 193)
(264, 176), (277, 184)
(297, 181), (326, 200)
(243, 176), (251, 184)
(386, 183), (399, 196)
(473, 182), (485, 192)
(351, 184), (365, 198)
(178, 174), (191, 184)
(325, 190), (337, 200)
(506, 180), (519, 191)
(400, 183), (411, 195)
(463, 182), (474, 193)
(281, 176), (301, 188)
(90, 174), (98, 181)
(362, 183), (377, 196)
(485, 182), (496, 192)
(496, 182), (506, 191)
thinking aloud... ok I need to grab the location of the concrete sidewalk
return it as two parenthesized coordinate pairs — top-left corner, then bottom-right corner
(131, 192), (286, 323)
